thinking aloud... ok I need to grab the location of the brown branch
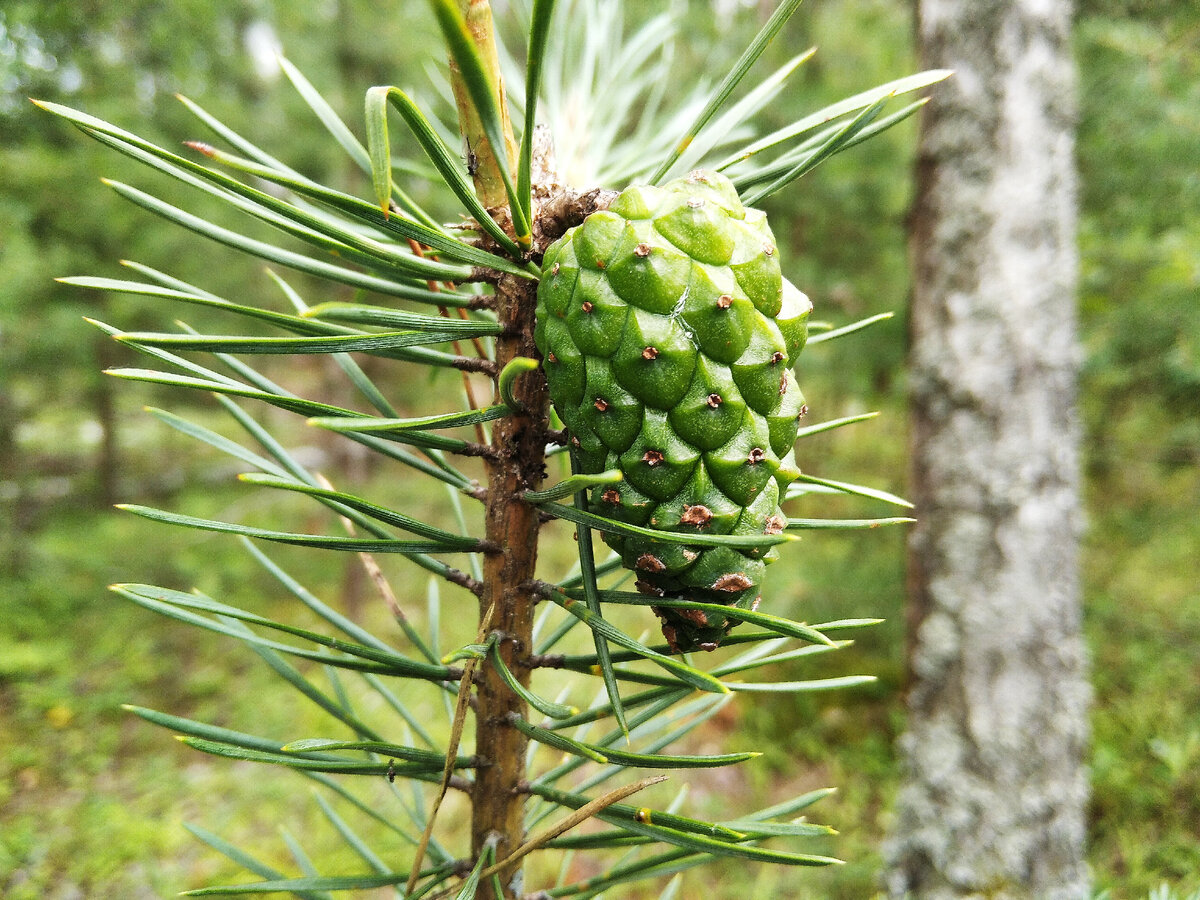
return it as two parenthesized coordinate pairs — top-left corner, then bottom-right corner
(523, 578), (563, 600)
(444, 566), (485, 597)
(487, 776), (667, 881)
(453, 441), (501, 460)
(450, 355), (499, 376)
(524, 653), (566, 669)
(470, 266), (504, 286)
(470, 269), (550, 899)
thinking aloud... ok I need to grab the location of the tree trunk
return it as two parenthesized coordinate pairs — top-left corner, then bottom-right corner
(886, 1), (1090, 897)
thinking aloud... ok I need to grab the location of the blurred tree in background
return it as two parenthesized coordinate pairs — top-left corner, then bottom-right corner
(889, 0), (1089, 896)
(1, 0), (442, 550)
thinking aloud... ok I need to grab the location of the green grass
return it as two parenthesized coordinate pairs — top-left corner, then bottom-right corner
(1084, 436), (1200, 893)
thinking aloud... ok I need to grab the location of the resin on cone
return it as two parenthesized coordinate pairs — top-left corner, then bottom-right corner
(536, 170), (811, 651)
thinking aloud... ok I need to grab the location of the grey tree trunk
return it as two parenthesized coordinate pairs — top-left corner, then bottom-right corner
(885, 1), (1090, 898)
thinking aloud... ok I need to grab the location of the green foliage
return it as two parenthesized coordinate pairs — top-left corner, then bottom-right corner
(1075, 1), (1200, 894)
(12, 1), (936, 897)
(1078, 5), (1200, 476)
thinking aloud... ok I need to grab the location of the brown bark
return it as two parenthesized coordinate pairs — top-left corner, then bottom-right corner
(887, 1), (1090, 897)
(470, 268), (549, 899)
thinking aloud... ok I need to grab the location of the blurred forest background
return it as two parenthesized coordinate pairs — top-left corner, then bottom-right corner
(1, 0), (1196, 897)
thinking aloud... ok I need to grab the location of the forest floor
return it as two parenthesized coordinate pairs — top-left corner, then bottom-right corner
(2, 403), (1197, 899)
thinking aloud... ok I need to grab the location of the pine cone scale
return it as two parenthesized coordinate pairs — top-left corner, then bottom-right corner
(536, 170), (812, 652)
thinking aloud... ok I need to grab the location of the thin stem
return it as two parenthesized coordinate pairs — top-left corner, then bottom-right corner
(470, 267), (549, 900)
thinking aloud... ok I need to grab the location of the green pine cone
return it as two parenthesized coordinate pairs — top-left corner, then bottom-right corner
(536, 170), (811, 652)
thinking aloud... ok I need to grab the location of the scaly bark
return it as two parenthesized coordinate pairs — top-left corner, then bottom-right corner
(886, 1), (1090, 898)
(472, 267), (548, 899)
